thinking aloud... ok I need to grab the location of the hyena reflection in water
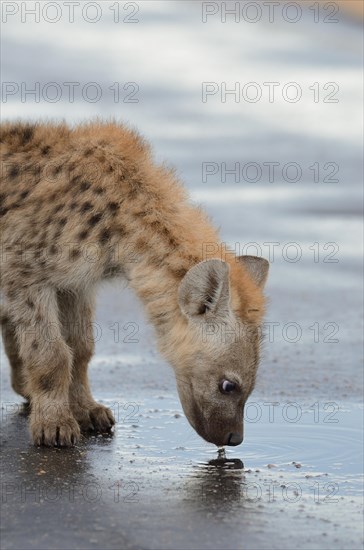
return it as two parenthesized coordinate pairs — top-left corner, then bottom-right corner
(0, 121), (269, 447)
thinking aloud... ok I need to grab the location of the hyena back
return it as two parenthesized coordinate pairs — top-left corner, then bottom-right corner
(0, 121), (269, 447)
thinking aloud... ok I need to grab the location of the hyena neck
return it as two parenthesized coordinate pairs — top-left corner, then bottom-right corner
(126, 239), (202, 343)
(123, 199), (221, 351)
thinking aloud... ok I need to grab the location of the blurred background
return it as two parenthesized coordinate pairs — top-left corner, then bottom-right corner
(1, 2), (363, 549)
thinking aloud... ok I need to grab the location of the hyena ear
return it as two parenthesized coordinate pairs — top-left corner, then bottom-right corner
(178, 259), (230, 320)
(238, 256), (269, 288)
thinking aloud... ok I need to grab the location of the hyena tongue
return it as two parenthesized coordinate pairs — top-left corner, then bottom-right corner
(217, 447), (226, 459)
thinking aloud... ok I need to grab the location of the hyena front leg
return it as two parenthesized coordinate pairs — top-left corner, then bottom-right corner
(57, 290), (115, 433)
(1, 313), (29, 399)
(9, 286), (80, 446)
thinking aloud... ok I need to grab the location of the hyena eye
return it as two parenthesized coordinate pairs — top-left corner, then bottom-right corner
(219, 380), (236, 394)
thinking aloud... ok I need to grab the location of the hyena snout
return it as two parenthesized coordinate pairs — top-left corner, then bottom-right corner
(197, 413), (244, 448)
(205, 414), (244, 447)
(226, 432), (244, 446)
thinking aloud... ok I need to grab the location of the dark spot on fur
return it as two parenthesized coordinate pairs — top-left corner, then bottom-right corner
(70, 248), (81, 260)
(88, 213), (102, 226)
(0, 207), (9, 216)
(0, 193), (5, 205)
(94, 187), (104, 195)
(70, 202), (78, 210)
(171, 267), (188, 279)
(49, 245), (59, 255)
(26, 298), (35, 308)
(107, 202), (119, 213)
(168, 236), (179, 247)
(84, 148), (93, 157)
(78, 229), (89, 240)
(32, 341), (39, 350)
(53, 204), (63, 214)
(53, 165), (62, 176)
(151, 221), (179, 248)
(80, 201), (93, 213)
(41, 145), (51, 155)
(9, 165), (19, 179)
(80, 181), (91, 192)
(69, 174), (80, 185)
(2, 123), (35, 146)
(22, 126), (35, 144)
(117, 225), (128, 237)
(19, 190), (29, 200)
(58, 217), (67, 227)
(99, 229), (110, 244)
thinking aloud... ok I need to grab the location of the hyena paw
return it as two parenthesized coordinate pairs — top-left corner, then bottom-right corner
(30, 410), (81, 447)
(72, 403), (115, 434)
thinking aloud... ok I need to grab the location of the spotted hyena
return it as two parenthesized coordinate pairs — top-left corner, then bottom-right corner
(0, 121), (269, 447)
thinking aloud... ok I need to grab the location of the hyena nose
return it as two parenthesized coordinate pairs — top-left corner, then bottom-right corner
(226, 432), (244, 446)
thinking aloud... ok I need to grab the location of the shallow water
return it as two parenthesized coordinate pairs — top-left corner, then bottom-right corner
(1, 387), (362, 550)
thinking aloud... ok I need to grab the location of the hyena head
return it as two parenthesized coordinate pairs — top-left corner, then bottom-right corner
(170, 256), (269, 447)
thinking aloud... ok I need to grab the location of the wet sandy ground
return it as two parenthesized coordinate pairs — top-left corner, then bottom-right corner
(1, 2), (363, 549)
